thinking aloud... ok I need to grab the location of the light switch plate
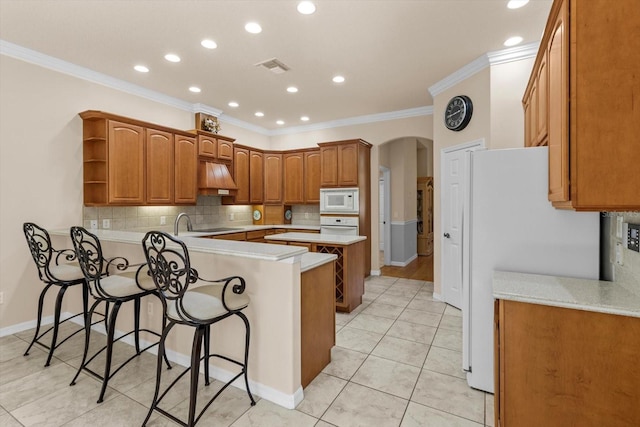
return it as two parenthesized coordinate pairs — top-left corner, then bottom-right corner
(90, 220), (98, 229)
(160, 216), (166, 225)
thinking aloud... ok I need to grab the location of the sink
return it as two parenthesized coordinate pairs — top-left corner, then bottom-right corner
(192, 227), (243, 233)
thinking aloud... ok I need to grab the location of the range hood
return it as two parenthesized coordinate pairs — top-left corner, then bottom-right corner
(198, 161), (238, 196)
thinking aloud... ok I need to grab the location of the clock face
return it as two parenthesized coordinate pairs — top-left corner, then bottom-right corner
(253, 209), (262, 221)
(444, 95), (473, 131)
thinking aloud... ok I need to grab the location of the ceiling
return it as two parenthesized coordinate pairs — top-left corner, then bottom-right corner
(0, 0), (552, 132)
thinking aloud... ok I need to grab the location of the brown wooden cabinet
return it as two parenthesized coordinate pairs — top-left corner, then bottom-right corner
(217, 136), (234, 161)
(146, 128), (174, 204)
(283, 152), (304, 204)
(80, 111), (199, 206)
(495, 299), (640, 427)
(524, 0), (640, 210)
(264, 152), (283, 204)
(197, 133), (217, 159)
(232, 147), (250, 204)
(249, 150), (264, 204)
(304, 150), (321, 203)
(174, 134), (198, 204)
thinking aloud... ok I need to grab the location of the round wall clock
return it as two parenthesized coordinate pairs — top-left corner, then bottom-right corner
(253, 209), (262, 221)
(444, 95), (473, 131)
(284, 209), (292, 221)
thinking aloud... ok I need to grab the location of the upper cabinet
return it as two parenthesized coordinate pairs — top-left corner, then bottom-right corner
(304, 150), (321, 203)
(196, 132), (234, 162)
(283, 152), (304, 204)
(524, 0), (640, 210)
(249, 150), (264, 204)
(232, 146), (250, 204)
(80, 111), (198, 206)
(264, 152), (283, 204)
(319, 140), (371, 188)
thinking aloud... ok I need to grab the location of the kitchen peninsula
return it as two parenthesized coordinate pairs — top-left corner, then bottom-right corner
(48, 228), (336, 409)
(265, 232), (367, 312)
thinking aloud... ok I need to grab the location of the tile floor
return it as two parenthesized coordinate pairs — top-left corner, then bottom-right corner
(0, 276), (494, 426)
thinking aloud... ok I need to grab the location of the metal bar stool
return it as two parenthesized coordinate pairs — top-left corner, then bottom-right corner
(22, 222), (102, 367)
(69, 226), (171, 403)
(141, 231), (255, 427)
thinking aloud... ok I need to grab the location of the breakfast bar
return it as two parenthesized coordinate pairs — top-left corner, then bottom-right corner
(48, 228), (337, 409)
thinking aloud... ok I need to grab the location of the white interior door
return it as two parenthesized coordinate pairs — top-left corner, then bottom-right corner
(441, 140), (484, 309)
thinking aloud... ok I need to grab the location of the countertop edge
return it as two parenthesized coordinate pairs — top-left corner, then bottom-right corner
(300, 253), (338, 273)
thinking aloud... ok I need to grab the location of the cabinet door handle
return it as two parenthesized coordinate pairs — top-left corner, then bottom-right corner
(444, 233), (451, 238)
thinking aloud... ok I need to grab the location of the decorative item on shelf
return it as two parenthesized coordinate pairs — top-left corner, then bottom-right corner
(284, 205), (292, 224)
(252, 205), (265, 225)
(195, 112), (221, 134)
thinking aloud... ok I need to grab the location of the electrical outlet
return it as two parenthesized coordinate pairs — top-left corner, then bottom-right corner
(616, 242), (624, 266)
(229, 213), (234, 221)
(305, 213), (309, 219)
(90, 220), (98, 229)
(102, 219), (110, 229)
(160, 216), (166, 225)
(147, 302), (153, 316)
(0, 292), (4, 304)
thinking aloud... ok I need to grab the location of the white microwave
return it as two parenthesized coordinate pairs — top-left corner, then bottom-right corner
(320, 188), (359, 214)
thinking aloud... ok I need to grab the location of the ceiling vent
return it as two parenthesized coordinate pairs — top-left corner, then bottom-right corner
(255, 58), (290, 74)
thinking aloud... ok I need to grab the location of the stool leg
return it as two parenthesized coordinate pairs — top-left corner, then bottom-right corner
(188, 326), (204, 426)
(134, 297), (141, 354)
(142, 322), (175, 427)
(238, 312), (256, 405)
(24, 283), (53, 357)
(45, 285), (67, 367)
(204, 325), (210, 386)
(97, 300), (121, 403)
(82, 281), (89, 328)
(71, 299), (100, 386)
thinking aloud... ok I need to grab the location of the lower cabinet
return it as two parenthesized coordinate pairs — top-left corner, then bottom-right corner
(301, 260), (335, 387)
(495, 299), (640, 427)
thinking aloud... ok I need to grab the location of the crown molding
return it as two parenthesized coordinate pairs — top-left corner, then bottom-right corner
(1, 39), (431, 136)
(428, 41), (540, 97)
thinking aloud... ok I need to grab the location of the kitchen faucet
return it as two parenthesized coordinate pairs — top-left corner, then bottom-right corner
(174, 212), (193, 236)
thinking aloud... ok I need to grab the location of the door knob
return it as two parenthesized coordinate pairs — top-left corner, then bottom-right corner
(444, 233), (451, 238)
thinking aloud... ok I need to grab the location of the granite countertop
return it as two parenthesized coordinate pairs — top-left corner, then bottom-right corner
(300, 252), (338, 273)
(50, 228), (307, 262)
(265, 232), (366, 245)
(493, 271), (640, 318)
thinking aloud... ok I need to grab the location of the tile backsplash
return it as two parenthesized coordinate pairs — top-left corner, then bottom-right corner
(607, 212), (640, 291)
(83, 197), (321, 232)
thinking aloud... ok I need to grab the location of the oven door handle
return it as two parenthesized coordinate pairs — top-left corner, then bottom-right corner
(321, 225), (353, 230)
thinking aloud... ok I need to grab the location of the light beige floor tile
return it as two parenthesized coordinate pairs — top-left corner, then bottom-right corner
(421, 282), (435, 292)
(423, 346), (466, 379)
(322, 382), (407, 427)
(153, 379), (256, 427)
(365, 276), (397, 287)
(386, 321), (437, 345)
(314, 421), (337, 427)
(371, 336), (429, 367)
(382, 287), (420, 298)
(431, 328), (462, 352)
(345, 314), (394, 335)
(375, 294), (412, 308)
(0, 344), (63, 387)
(0, 334), (32, 363)
(335, 324), (344, 333)
(230, 398), (316, 427)
(485, 393), (495, 427)
(412, 291), (436, 302)
(335, 312), (358, 326)
(444, 305), (462, 317)
(297, 373), (347, 418)
(411, 370), (485, 424)
(62, 394), (149, 426)
(393, 279), (425, 288)
(335, 327), (383, 354)
(405, 299), (446, 314)
(14, 319), (82, 345)
(397, 309), (442, 327)
(321, 347), (367, 380)
(362, 293), (378, 304)
(10, 373), (116, 426)
(0, 362), (80, 411)
(400, 402), (483, 427)
(351, 355), (420, 399)
(362, 283), (389, 296)
(360, 303), (404, 320)
(125, 362), (202, 409)
(438, 314), (462, 331)
(0, 411), (22, 427)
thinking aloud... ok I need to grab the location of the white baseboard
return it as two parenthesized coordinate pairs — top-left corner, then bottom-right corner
(390, 253), (418, 267)
(3, 312), (304, 409)
(369, 270), (381, 276)
(433, 292), (443, 301)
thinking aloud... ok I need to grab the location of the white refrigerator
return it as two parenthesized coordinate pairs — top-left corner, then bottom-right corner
(462, 146), (600, 393)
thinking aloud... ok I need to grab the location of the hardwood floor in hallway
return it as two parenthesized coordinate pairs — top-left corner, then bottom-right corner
(380, 254), (434, 282)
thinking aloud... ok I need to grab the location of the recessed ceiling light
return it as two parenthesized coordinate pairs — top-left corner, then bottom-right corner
(164, 53), (181, 63)
(332, 75), (345, 83)
(507, 0), (529, 9)
(504, 36), (523, 47)
(276, 120), (285, 125)
(245, 22), (262, 34)
(287, 86), (298, 93)
(189, 86), (201, 93)
(201, 39), (217, 49)
(228, 101), (239, 108)
(255, 112), (264, 117)
(300, 116), (310, 122)
(297, 1), (316, 15)
(134, 65), (149, 73)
